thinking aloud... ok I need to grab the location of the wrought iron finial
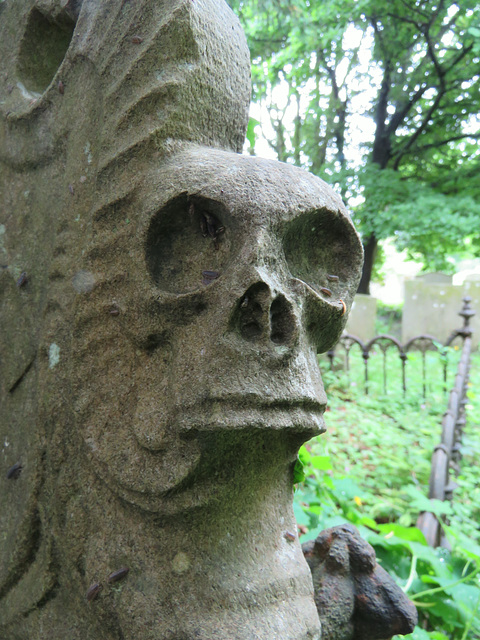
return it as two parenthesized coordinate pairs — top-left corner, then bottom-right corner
(458, 296), (475, 338)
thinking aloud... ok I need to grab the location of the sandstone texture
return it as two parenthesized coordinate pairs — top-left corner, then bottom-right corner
(0, 1), (364, 638)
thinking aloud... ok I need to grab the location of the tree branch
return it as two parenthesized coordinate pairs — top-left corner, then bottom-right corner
(250, 37), (286, 44)
(424, 29), (445, 84)
(391, 15), (449, 169)
(407, 132), (480, 153)
(370, 19), (393, 167)
(443, 43), (474, 76)
(393, 28), (475, 170)
(426, 0), (446, 31)
(386, 84), (428, 136)
(384, 12), (422, 29)
(397, 0), (429, 21)
(392, 88), (445, 169)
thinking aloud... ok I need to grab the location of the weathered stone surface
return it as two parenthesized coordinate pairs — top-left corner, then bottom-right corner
(0, 1), (365, 639)
(303, 525), (418, 640)
(416, 272), (453, 285)
(402, 280), (480, 348)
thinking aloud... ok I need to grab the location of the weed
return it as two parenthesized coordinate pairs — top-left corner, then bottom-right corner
(295, 350), (480, 639)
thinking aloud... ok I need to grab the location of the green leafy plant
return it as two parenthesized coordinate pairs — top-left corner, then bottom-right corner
(294, 350), (480, 639)
(228, 0), (480, 293)
(375, 300), (403, 337)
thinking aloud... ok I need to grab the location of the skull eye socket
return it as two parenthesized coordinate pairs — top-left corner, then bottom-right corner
(145, 194), (232, 294)
(283, 210), (361, 297)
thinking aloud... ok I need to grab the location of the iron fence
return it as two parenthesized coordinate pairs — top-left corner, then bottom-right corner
(324, 297), (475, 548)
(416, 297), (474, 547)
(326, 300), (474, 398)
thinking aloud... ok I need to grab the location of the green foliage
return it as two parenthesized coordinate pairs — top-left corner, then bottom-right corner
(245, 116), (261, 154)
(375, 300), (403, 336)
(228, 0), (480, 286)
(351, 166), (480, 272)
(294, 350), (480, 639)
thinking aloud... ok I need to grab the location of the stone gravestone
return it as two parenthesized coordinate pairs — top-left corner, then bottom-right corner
(416, 272), (453, 285)
(403, 279), (480, 348)
(344, 294), (377, 341)
(1, 1), (414, 639)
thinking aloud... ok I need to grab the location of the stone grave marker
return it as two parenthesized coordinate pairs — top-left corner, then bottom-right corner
(1, 2), (416, 639)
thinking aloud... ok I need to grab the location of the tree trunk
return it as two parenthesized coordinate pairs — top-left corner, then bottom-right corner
(357, 233), (377, 294)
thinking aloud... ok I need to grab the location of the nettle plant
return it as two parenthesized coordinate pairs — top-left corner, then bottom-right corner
(294, 350), (480, 640)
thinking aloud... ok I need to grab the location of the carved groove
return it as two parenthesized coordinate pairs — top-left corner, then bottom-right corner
(8, 356), (36, 393)
(0, 512), (42, 601)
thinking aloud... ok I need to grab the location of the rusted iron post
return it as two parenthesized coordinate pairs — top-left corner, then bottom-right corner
(328, 332), (446, 396)
(363, 349), (370, 394)
(323, 298), (474, 548)
(327, 349), (335, 371)
(417, 297), (474, 547)
(400, 352), (408, 395)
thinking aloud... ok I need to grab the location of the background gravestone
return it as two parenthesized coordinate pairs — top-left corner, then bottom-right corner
(344, 294), (377, 341)
(0, 1), (364, 639)
(403, 279), (480, 347)
(415, 272), (453, 285)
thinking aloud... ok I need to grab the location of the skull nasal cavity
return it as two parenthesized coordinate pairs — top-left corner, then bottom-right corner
(236, 283), (270, 341)
(234, 283), (296, 346)
(270, 295), (295, 345)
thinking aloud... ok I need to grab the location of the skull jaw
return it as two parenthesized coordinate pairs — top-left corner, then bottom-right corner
(86, 406), (325, 514)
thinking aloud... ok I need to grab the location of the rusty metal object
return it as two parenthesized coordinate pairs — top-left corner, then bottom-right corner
(303, 524), (418, 640)
(325, 299), (474, 549)
(16, 271), (28, 288)
(201, 270), (220, 285)
(86, 582), (102, 602)
(416, 298), (474, 547)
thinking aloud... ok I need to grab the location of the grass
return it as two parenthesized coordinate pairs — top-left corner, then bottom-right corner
(294, 346), (480, 639)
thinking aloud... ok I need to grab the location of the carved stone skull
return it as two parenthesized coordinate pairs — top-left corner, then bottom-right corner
(0, 0), (366, 637)
(61, 145), (363, 639)
(71, 146), (363, 512)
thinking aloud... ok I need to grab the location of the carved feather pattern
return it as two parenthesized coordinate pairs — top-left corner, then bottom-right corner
(0, 0), (250, 627)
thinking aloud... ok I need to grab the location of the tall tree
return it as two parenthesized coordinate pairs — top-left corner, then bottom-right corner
(229, 0), (480, 292)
